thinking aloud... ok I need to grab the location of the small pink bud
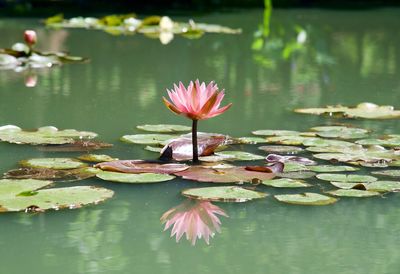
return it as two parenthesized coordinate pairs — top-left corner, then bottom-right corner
(25, 75), (38, 88)
(24, 30), (37, 46)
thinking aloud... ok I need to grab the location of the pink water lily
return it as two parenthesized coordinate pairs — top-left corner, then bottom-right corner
(163, 80), (232, 162)
(160, 199), (228, 246)
(24, 30), (37, 48)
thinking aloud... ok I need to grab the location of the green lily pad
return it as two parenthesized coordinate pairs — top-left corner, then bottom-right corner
(214, 151), (264, 161)
(356, 138), (400, 147)
(277, 171), (316, 179)
(181, 186), (267, 202)
(310, 126), (369, 139)
(283, 162), (308, 172)
(0, 184), (113, 213)
(20, 158), (87, 170)
(261, 178), (310, 188)
(295, 102), (400, 120)
(316, 173), (377, 183)
(252, 129), (301, 136)
(266, 135), (320, 146)
(78, 154), (118, 163)
(371, 170), (400, 177)
(136, 124), (191, 133)
(37, 140), (113, 152)
(308, 165), (359, 172)
(0, 179), (53, 198)
(258, 145), (304, 154)
(302, 138), (354, 147)
(0, 125), (97, 145)
(234, 137), (268, 144)
(144, 146), (162, 153)
(330, 182), (366, 189)
(274, 193), (338, 206)
(326, 189), (380, 197)
(96, 171), (175, 183)
(366, 181), (400, 192)
(121, 134), (177, 145)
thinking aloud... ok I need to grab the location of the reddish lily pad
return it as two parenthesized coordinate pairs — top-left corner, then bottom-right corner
(181, 186), (267, 202)
(174, 164), (281, 183)
(95, 160), (189, 174)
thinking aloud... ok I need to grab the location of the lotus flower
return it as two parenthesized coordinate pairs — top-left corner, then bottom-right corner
(160, 199), (228, 245)
(163, 80), (232, 162)
(24, 30), (37, 48)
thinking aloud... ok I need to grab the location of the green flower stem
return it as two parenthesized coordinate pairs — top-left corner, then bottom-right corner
(192, 119), (199, 163)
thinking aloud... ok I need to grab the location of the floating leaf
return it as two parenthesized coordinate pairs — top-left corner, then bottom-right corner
(330, 182), (366, 189)
(282, 162), (308, 172)
(266, 135), (319, 146)
(0, 179), (52, 198)
(136, 124), (191, 133)
(0, 125), (97, 145)
(277, 171), (316, 179)
(326, 189), (380, 197)
(0, 184), (113, 213)
(144, 146), (162, 153)
(265, 154), (316, 165)
(295, 102), (400, 120)
(37, 140), (112, 152)
(95, 160), (188, 174)
(96, 171), (175, 183)
(274, 193), (338, 205)
(316, 173), (377, 183)
(214, 151), (264, 161)
(234, 137), (267, 144)
(310, 126), (369, 139)
(356, 137), (400, 147)
(308, 165), (359, 172)
(77, 154), (118, 163)
(366, 181), (400, 192)
(3, 167), (96, 182)
(252, 130), (301, 136)
(371, 170), (400, 177)
(121, 134), (177, 145)
(258, 145), (304, 154)
(181, 186), (267, 202)
(302, 138), (354, 147)
(20, 158), (87, 170)
(261, 178), (310, 188)
(175, 165), (278, 183)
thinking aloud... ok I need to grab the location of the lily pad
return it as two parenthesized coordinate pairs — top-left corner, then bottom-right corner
(356, 137), (400, 147)
(316, 173), (377, 183)
(0, 125), (97, 145)
(37, 140), (112, 152)
(77, 154), (118, 163)
(302, 138), (354, 147)
(371, 170), (400, 177)
(366, 181), (400, 192)
(3, 167), (96, 182)
(136, 124), (191, 133)
(144, 146), (162, 153)
(175, 165), (279, 183)
(121, 134), (177, 145)
(261, 178), (310, 188)
(326, 189), (380, 197)
(266, 135), (319, 146)
(330, 182), (366, 189)
(295, 102), (400, 120)
(276, 171), (316, 179)
(96, 171), (175, 183)
(20, 158), (87, 170)
(265, 154), (316, 165)
(274, 193), (338, 205)
(252, 130), (301, 136)
(283, 162), (308, 172)
(308, 165), (359, 172)
(214, 151), (264, 161)
(234, 137), (268, 144)
(181, 186), (267, 202)
(258, 145), (304, 154)
(0, 179), (53, 198)
(310, 126), (369, 139)
(95, 160), (188, 174)
(0, 183), (113, 212)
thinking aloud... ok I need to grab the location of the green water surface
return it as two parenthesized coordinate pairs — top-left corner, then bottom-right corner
(1, 8), (400, 274)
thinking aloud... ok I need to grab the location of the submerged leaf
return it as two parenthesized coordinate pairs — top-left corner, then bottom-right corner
(274, 193), (337, 205)
(181, 186), (267, 202)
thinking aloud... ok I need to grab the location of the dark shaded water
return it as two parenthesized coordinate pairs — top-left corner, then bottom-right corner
(1, 9), (400, 274)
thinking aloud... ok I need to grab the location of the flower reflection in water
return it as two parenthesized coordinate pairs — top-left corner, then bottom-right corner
(161, 199), (228, 245)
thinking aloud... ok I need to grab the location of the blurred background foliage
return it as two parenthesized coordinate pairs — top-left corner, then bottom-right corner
(1, 0), (400, 16)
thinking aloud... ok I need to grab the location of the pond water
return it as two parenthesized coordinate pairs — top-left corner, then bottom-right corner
(1, 8), (400, 274)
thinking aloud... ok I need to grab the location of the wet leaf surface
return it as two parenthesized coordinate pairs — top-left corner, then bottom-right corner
(181, 186), (267, 202)
(95, 160), (188, 174)
(326, 189), (380, 197)
(366, 181), (400, 192)
(316, 173), (377, 183)
(96, 171), (175, 183)
(274, 193), (338, 205)
(310, 126), (369, 139)
(276, 171), (316, 179)
(258, 145), (304, 154)
(234, 137), (268, 144)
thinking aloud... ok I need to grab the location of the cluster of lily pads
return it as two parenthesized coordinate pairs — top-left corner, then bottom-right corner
(45, 14), (241, 44)
(0, 40), (87, 71)
(2, 118), (400, 213)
